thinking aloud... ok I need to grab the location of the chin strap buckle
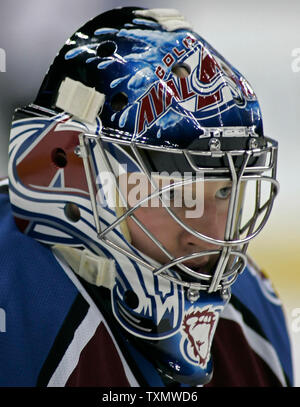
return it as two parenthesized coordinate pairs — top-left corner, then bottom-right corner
(53, 244), (115, 289)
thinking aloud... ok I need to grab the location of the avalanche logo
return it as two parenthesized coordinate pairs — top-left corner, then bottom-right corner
(8, 114), (101, 244)
(10, 115), (90, 197)
(135, 45), (254, 136)
(180, 305), (222, 368)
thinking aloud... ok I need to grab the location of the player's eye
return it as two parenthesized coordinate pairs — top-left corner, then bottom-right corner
(215, 186), (232, 200)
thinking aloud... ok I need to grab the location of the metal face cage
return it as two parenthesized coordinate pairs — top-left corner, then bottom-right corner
(77, 128), (279, 297)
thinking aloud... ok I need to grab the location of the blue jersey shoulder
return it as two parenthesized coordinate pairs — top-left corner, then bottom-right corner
(0, 193), (79, 386)
(231, 259), (294, 385)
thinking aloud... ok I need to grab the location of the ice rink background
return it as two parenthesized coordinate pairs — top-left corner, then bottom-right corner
(0, 0), (299, 386)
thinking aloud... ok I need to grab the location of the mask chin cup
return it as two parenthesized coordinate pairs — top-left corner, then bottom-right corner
(129, 333), (214, 386)
(113, 278), (228, 386)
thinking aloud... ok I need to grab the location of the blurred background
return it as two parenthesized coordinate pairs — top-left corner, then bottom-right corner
(0, 0), (299, 386)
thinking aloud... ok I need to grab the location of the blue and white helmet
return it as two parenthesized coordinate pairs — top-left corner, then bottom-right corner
(8, 7), (279, 385)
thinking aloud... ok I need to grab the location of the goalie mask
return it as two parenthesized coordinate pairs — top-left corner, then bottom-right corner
(8, 7), (279, 386)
